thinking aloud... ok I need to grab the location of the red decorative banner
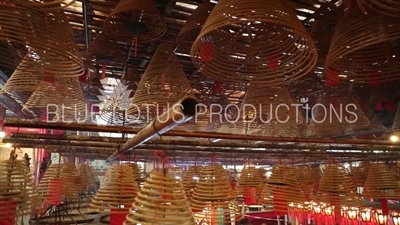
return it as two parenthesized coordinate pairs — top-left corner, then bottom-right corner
(200, 42), (213, 62)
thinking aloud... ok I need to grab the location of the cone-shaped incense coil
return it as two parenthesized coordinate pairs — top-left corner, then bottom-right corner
(190, 164), (242, 224)
(357, 0), (400, 18)
(191, 0), (317, 86)
(0, 160), (41, 220)
(90, 164), (140, 213)
(350, 161), (370, 187)
(1, 0), (76, 11)
(182, 165), (203, 196)
(236, 163), (264, 196)
(308, 86), (370, 137)
(86, 32), (124, 64)
(22, 76), (86, 120)
(167, 166), (183, 179)
(0, 41), (26, 74)
(295, 165), (320, 202)
(103, 0), (167, 43)
(127, 43), (193, 120)
(123, 168), (196, 225)
(239, 85), (308, 137)
(325, 4), (400, 84)
(176, 2), (214, 53)
(77, 164), (97, 192)
(124, 163), (142, 181)
(37, 163), (80, 202)
(363, 163), (400, 199)
(62, 163), (85, 195)
(392, 103), (400, 131)
(261, 165), (307, 212)
(316, 163), (363, 207)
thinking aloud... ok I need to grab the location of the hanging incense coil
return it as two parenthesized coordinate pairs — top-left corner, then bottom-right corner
(316, 163), (363, 207)
(363, 163), (400, 199)
(121, 67), (141, 92)
(325, 5), (400, 84)
(191, 0), (317, 86)
(176, 2), (214, 53)
(357, 0), (400, 18)
(1, 0), (76, 11)
(103, 0), (167, 43)
(349, 161), (371, 187)
(124, 168), (195, 225)
(22, 76), (86, 120)
(0, 160), (41, 220)
(77, 164), (97, 192)
(86, 32), (124, 65)
(295, 165), (320, 202)
(308, 85), (370, 137)
(90, 164), (140, 213)
(260, 165), (307, 213)
(0, 41), (26, 75)
(124, 163), (142, 182)
(167, 166), (183, 179)
(182, 165), (203, 196)
(392, 103), (400, 131)
(238, 85), (308, 137)
(352, 95), (386, 133)
(127, 43), (193, 121)
(236, 163), (264, 196)
(190, 164), (242, 224)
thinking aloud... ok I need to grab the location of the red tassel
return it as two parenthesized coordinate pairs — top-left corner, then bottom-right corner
(344, 0), (352, 16)
(243, 187), (257, 205)
(326, 68), (339, 86)
(0, 199), (16, 225)
(160, 74), (166, 90)
(375, 101), (383, 111)
(367, 72), (381, 86)
(101, 62), (107, 79)
(200, 42), (213, 62)
(381, 198), (389, 215)
(79, 70), (87, 83)
(215, 81), (221, 94)
(110, 209), (128, 225)
(386, 100), (395, 112)
(268, 53), (279, 69)
(134, 35), (138, 57)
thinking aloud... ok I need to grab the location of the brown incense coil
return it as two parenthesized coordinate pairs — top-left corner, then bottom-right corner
(103, 0), (167, 43)
(167, 166), (183, 179)
(176, 2), (214, 53)
(261, 165), (307, 212)
(0, 41), (26, 74)
(238, 85), (308, 137)
(124, 163), (142, 181)
(363, 163), (400, 199)
(236, 163), (264, 196)
(191, 0), (317, 86)
(392, 103), (400, 131)
(77, 164), (97, 192)
(353, 96), (386, 133)
(127, 43), (193, 121)
(37, 163), (80, 201)
(99, 83), (134, 125)
(325, 5), (400, 84)
(316, 163), (363, 207)
(121, 67), (141, 92)
(124, 168), (195, 225)
(357, 0), (400, 18)
(90, 164), (140, 213)
(308, 86), (370, 137)
(61, 163), (85, 196)
(296, 165), (319, 201)
(0, 160), (41, 220)
(349, 161), (371, 187)
(190, 164), (242, 224)
(1, 0), (76, 11)
(258, 168), (267, 180)
(22, 76), (86, 120)
(182, 166), (203, 196)
(86, 32), (124, 65)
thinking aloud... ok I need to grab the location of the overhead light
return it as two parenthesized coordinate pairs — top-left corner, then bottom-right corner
(211, 139), (221, 143)
(390, 135), (398, 142)
(0, 131), (5, 138)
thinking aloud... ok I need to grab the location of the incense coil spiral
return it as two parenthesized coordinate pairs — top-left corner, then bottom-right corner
(176, 2), (214, 53)
(295, 165), (320, 202)
(90, 164), (140, 213)
(1, 0), (76, 11)
(0, 41), (26, 75)
(236, 163), (264, 196)
(167, 166), (183, 179)
(325, 5), (400, 84)
(124, 168), (196, 225)
(349, 161), (371, 187)
(103, 0), (167, 43)
(124, 163), (142, 182)
(190, 0), (317, 86)
(0, 160), (41, 220)
(77, 164), (97, 192)
(357, 0), (400, 18)
(261, 165), (307, 212)
(190, 164), (242, 224)
(61, 163), (85, 196)
(22, 76), (86, 120)
(316, 163), (363, 207)
(127, 43), (193, 121)
(86, 32), (124, 65)
(182, 165), (203, 196)
(363, 163), (400, 199)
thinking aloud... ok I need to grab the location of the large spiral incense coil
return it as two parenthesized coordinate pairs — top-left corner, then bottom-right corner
(363, 163), (400, 199)
(1, 0), (76, 11)
(124, 163), (142, 182)
(176, 2), (214, 53)
(190, 0), (317, 86)
(295, 165), (319, 201)
(0, 160), (41, 220)
(236, 163), (264, 196)
(353, 95), (386, 133)
(124, 168), (196, 225)
(127, 43), (193, 121)
(350, 161), (371, 187)
(86, 32), (124, 65)
(103, 0), (167, 43)
(90, 164), (140, 213)
(167, 166), (183, 179)
(261, 165), (307, 213)
(357, 0), (400, 18)
(0, 41), (26, 75)
(316, 163), (363, 207)
(22, 76), (86, 120)
(182, 165), (203, 196)
(77, 164), (97, 192)
(190, 164), (242, 224)
(325, 5), (400, 84)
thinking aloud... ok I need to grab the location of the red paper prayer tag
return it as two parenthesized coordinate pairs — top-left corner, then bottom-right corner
(101, 62), (107, 79)
(367, 72), (381, 87)
(215, 81), (221, 94)
(200, 42), (213, 62)
(385, 100), (395, 112)
(268, 53), (279, 70)
(326, 68), (339, 86)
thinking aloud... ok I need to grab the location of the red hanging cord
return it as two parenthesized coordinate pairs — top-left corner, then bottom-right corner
(134, 35), (139, 57)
